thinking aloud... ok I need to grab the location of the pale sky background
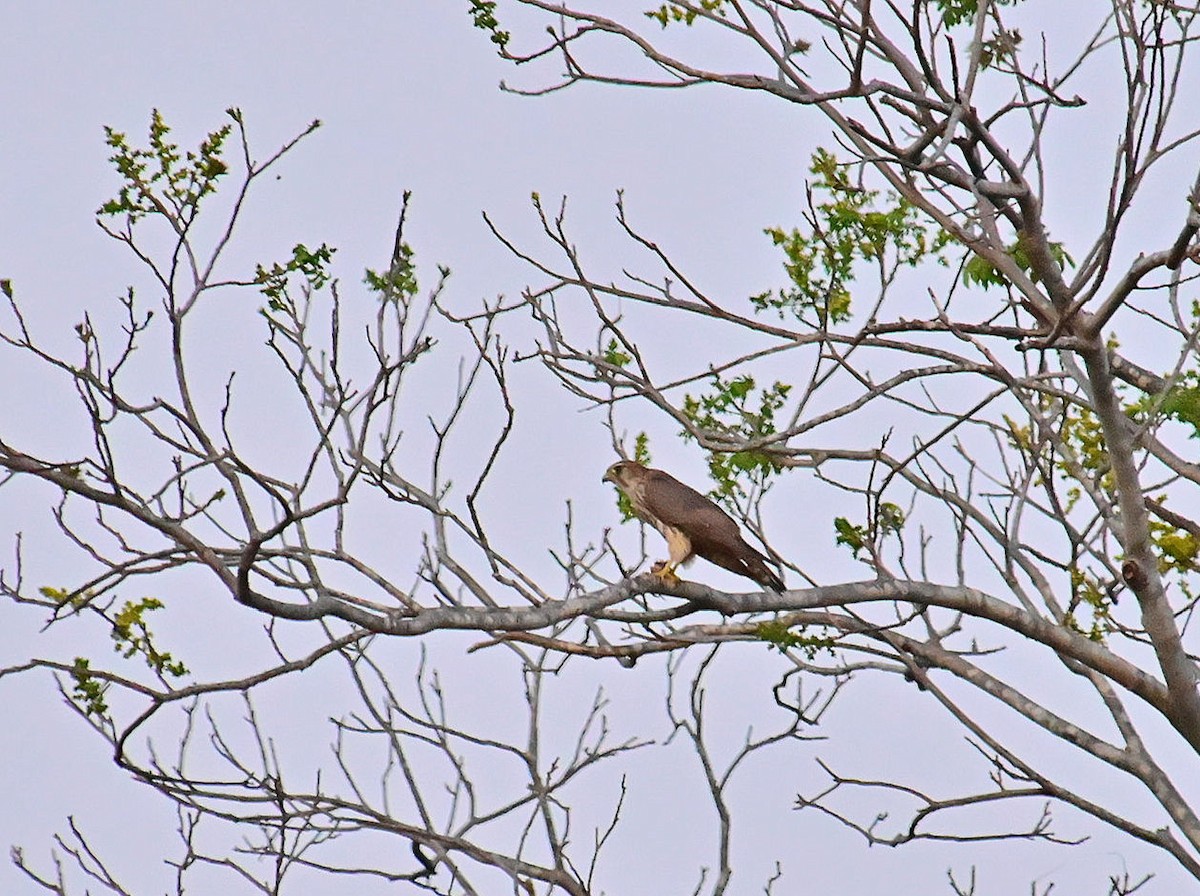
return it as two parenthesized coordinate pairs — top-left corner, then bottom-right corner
(2, 3), (1197, 894)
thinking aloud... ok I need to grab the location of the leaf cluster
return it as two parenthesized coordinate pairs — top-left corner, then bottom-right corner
(468, 0), (510, 48)
(681, 374), (790, 501)
(1157, 372), (1200, 437)
(755, 620), (835, 658)
(1058, 405), (1114, 510)
(834, 502), (905, 559)
(934, 0), (1023, 28)
(39, 584), (90, 611)
(603, 337), (632, 369)
(754, 149), (950, 325)
(962, 234), (1074, 290)
(646, 0), (727, 27)
(255, 243), (338, 312)
(1014, 389), (1200, 587)
(111, 597), (188, 678)
(70, 658), (108, 718)
(61, 595), (187, 719)
(1065, 568), (1114, 643)
(364, 240), (419, 302)
(1150, 515), (1199, 575)
(980, 27), (1024, 69)
(97, 109), (231, 223)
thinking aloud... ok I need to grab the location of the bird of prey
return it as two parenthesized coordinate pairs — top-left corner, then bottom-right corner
(603, 460), (785, 591)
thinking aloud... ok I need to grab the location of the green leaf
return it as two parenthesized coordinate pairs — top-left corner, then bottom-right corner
(603, 338), (632, 369)
(834, 517), (867, 558)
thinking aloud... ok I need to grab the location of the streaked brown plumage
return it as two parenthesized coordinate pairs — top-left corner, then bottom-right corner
(603, 460), (785, 591)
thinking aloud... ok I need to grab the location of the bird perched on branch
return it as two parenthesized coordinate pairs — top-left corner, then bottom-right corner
(603, 460), (785, 591)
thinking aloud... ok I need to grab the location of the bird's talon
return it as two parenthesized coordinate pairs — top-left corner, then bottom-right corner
(650, 561), (681, 585)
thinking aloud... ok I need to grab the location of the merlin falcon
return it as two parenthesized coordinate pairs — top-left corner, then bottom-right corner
(603, 460), (785, 591)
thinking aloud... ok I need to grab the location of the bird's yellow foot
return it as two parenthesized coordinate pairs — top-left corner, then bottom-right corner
(650, 561), (681, 586)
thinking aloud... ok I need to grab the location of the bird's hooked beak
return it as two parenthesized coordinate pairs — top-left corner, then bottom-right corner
(602, 467), (617, 485)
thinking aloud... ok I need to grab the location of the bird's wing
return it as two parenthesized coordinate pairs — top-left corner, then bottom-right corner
(641, 469), (784, 590)
(640, 469), (742, 541)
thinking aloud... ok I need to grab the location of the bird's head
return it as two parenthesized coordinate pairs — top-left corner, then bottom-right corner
(602, 460), (646, 488)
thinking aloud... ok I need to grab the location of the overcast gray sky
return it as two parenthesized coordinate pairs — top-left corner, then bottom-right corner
(3, 3), (1197, 894)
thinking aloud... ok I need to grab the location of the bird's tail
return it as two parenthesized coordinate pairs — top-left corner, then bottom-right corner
(749, 557), (785, 592)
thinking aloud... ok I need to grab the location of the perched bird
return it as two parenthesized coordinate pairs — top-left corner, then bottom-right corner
(603, 460), (785, 591)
